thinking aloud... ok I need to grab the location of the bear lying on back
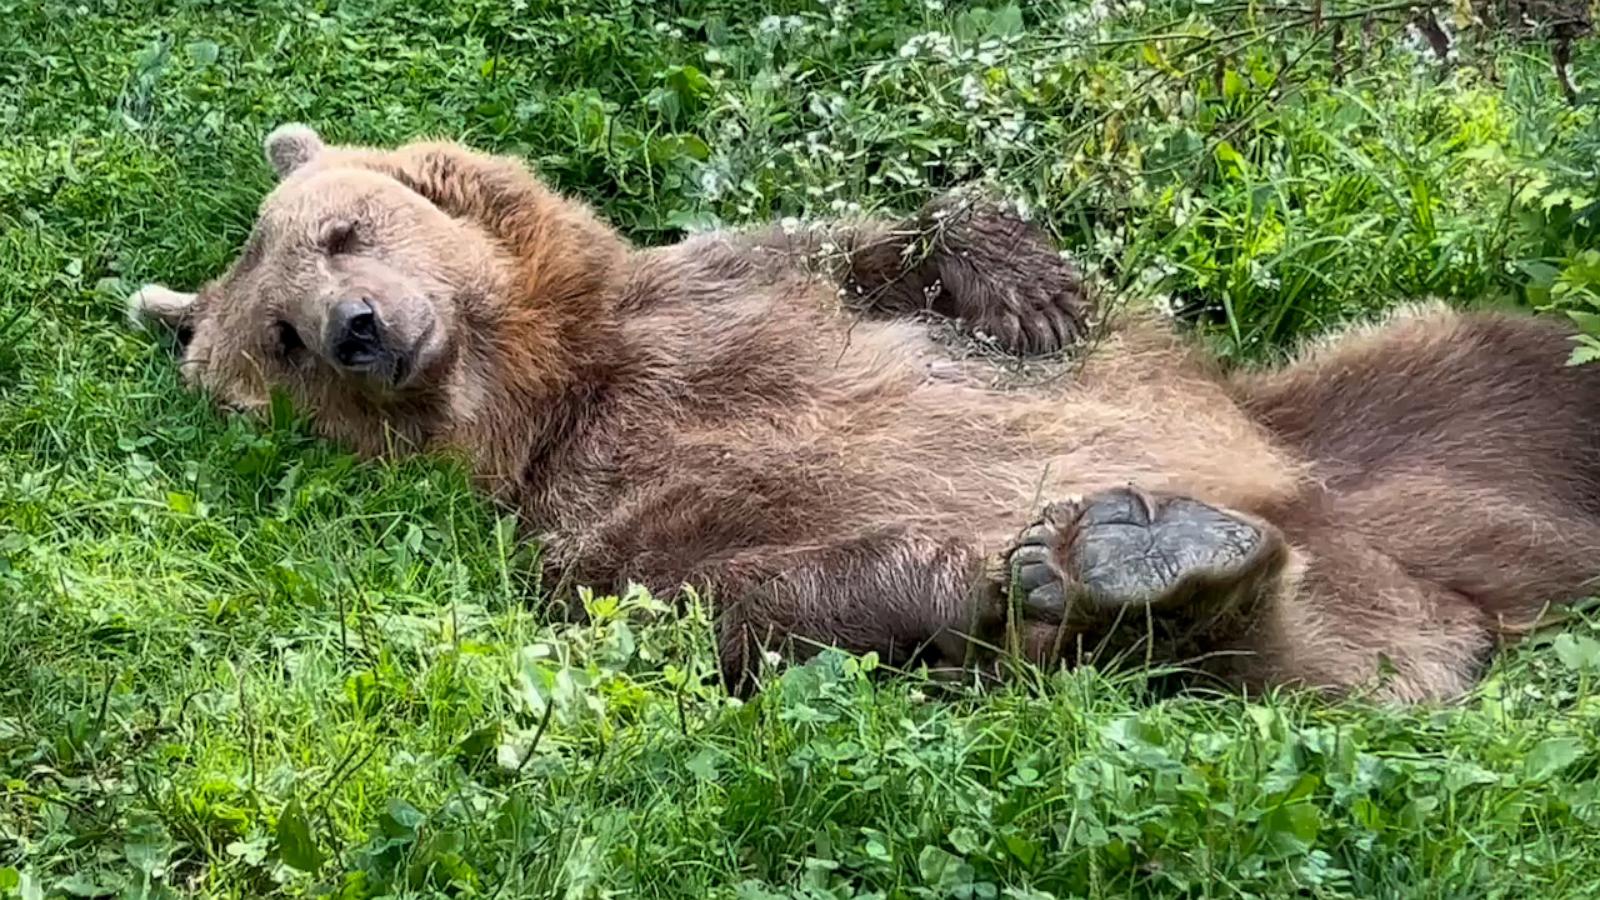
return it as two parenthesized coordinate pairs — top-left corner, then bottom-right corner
(132, 125), (1600, 703)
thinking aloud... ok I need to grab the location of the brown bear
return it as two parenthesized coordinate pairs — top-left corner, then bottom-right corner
(130, 124), (1600, 703)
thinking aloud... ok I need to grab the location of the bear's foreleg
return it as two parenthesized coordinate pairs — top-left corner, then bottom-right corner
(731, 193), (1094, 356)
(668, 528), (1014, 694)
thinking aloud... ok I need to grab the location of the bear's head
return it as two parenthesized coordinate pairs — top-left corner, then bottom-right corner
(130, 125), (520, 454)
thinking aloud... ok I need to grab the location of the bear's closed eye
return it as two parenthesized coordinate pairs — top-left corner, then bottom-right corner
(321, 220), (359, 255)
(273, 320), (305, 359)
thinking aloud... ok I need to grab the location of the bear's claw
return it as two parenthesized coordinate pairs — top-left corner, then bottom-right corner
(922, 198), (1091, 357)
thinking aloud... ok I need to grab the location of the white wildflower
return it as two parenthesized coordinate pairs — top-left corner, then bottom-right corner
(898, 31), (956, 60)
(1139, 258), (1178, 285)
(959, 73), (985, 110)
(1093, 229), (1126, 260)
(698, 166), (728, 201)
(1400, 24), (1427, 56)
(1248, 259), (1281, 291)
(1060, 0), (1126, 36)
(984, 112), (1031, 151)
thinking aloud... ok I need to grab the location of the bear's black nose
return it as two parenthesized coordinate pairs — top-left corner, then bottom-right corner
(329, 298), (382, 368)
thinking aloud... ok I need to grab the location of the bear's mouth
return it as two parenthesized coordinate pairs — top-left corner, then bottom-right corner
(390, 352), (412, 386)
(334, 338), (380, 369)
(335, 346), (409, 388)
(333, 326), (433, 392)
(390, 316), (443, 390)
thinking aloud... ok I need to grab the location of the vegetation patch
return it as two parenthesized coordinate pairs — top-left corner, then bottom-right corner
(1, 0), (1597, 896)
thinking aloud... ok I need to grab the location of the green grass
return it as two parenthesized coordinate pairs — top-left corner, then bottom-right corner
(3, 0), (1600, 896)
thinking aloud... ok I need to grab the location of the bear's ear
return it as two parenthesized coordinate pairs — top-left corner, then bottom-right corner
(127, 284), (198, 332)
(264, 123), (325, 179)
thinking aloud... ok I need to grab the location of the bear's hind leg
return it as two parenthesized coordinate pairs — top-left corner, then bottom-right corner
(1242, 307), (1600, 631)
(1001, 487), (1498, 703)
(1239, 512), (1498, 704)
(1004, 487), (1287, 634)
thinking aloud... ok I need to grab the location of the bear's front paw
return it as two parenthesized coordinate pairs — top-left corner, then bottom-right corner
(1002, 487), (1270, 624)
(926, 201), (1091, 356)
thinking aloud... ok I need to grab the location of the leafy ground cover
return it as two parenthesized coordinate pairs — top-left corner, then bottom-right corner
(2, 1), (1599, 896)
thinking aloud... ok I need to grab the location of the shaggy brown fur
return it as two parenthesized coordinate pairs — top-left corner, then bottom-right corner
(132, 125), (1600, 703)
